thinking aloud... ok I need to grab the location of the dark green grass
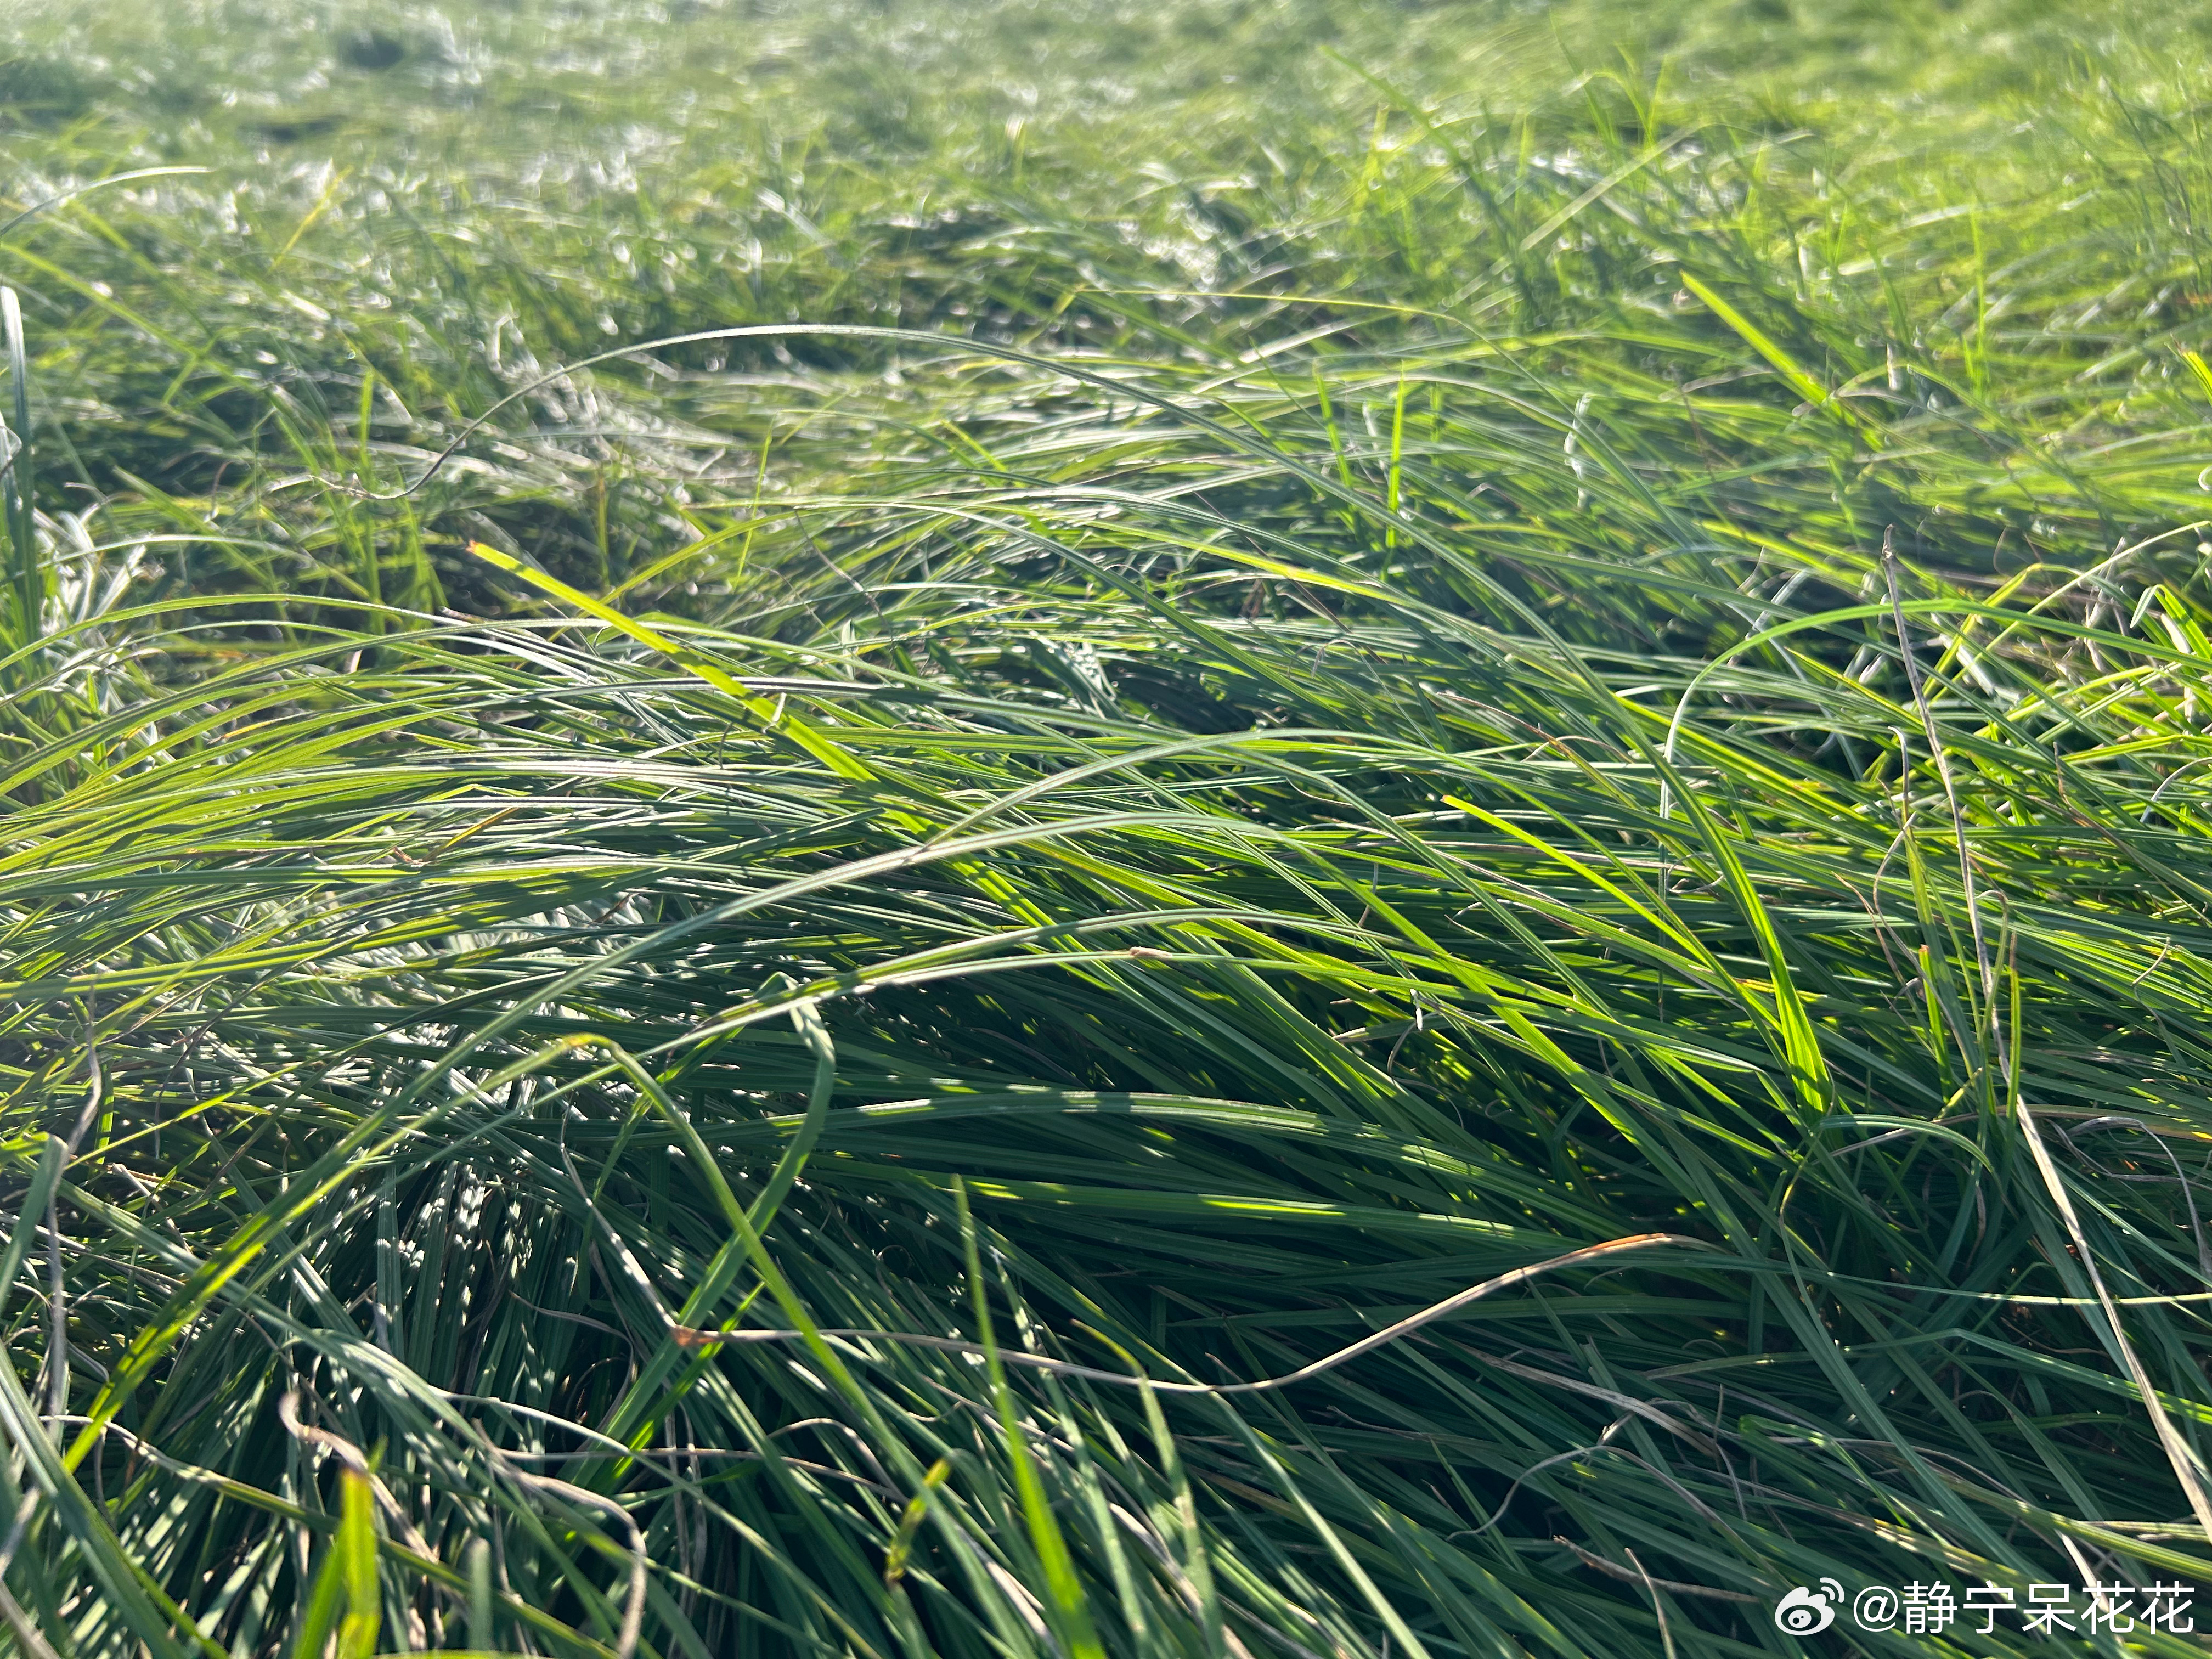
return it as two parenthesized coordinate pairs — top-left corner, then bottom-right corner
(4, 2), (2212, 1656)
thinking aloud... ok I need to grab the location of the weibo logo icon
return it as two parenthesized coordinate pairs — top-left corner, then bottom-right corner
(1774, 1579), (1844, 1634)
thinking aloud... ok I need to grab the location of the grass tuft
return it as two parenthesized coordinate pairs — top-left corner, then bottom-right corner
(3, 0), (2212, 1654)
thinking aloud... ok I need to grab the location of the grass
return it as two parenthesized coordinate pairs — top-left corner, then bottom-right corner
(5, 0), (2212, 1654)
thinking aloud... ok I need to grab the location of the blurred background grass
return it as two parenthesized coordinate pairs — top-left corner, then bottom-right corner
(6, 0), (2212, 616)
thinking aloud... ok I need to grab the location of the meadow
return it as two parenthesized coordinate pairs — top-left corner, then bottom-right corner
(4, 0), (2212, 1654)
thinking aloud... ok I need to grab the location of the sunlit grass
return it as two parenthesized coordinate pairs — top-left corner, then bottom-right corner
(3, 1), (2212, 1655)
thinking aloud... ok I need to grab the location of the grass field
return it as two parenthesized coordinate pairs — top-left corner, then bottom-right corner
(7, 1), (2212, 1655)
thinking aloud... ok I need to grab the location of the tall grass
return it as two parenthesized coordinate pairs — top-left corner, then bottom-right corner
(5, 1), (2212, 1655)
